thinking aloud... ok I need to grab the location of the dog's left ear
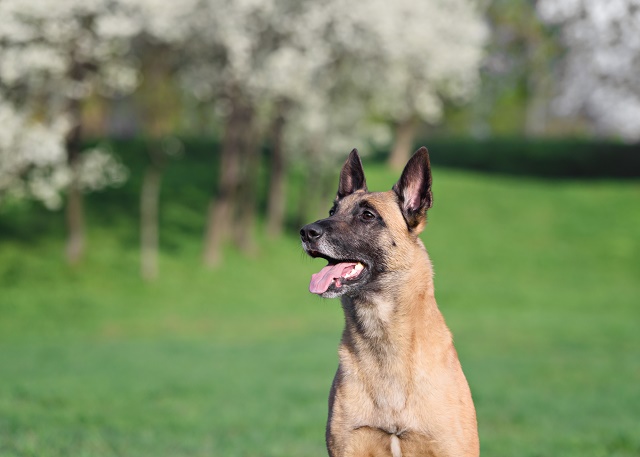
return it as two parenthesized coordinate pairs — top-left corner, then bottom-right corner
(392, 146), (433, 232)
(336, 148), (368, 200)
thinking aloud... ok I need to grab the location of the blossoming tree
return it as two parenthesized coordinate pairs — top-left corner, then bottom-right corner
(0, 0), (137, 264)
(300, 0), (488, 169)
(537, 0), (640, 140)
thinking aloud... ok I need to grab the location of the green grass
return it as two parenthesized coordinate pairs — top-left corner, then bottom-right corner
(0, 163), (639, 456)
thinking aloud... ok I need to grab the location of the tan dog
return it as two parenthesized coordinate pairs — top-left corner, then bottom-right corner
(300, 147), (478, 457)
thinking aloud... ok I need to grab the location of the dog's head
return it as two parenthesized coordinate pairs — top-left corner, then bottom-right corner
(301, 147), (433, 298)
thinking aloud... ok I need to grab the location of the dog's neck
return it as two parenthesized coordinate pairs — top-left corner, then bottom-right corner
(340, 246), (452, 410)
(339, 246), (450, 360)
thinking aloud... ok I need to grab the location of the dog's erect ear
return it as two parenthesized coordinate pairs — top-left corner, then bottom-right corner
(392, 146), (433, 231)
(336, 148), (368, 200)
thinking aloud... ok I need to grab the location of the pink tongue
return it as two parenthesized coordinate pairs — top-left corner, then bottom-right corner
(309, 263), (357, 295)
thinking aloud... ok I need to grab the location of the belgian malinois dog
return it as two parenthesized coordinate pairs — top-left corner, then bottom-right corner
(300, 147), (478, 457)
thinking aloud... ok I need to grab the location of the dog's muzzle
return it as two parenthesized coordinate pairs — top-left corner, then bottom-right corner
(300, 222), (324, 243)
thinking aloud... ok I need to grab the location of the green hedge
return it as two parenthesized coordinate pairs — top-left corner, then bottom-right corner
(99, 136), (640, 180)
(405, 138), (640, 179)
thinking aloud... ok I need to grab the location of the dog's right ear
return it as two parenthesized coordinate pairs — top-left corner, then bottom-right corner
(336, 148), (368, 200)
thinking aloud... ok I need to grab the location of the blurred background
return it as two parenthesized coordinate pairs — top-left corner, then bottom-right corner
(0, 0), (638, 456)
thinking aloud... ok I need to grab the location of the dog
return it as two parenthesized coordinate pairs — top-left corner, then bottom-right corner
(300, 147), (479, 457)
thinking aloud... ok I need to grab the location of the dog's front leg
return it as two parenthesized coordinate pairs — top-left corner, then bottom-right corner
(327, 425), (395, 457)
(327, 378), (396, 457)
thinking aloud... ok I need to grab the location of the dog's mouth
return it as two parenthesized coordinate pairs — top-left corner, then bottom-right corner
(306, 251), (367, 295)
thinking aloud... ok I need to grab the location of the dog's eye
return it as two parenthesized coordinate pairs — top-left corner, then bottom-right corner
(361, 210), (376, 221)
(329, 208), (336, 217)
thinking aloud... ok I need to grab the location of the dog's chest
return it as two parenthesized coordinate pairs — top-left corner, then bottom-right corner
(370, 369), (408, 413)
(339, 344), (421, 433)
(338, 366), (422, 435)
(338, 296), (430, 432)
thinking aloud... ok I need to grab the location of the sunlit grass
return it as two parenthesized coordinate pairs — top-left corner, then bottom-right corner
(0, 164), (638, 456)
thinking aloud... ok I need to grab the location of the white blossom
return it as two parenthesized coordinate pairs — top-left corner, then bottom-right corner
(77, 148), (128, 192)
(538, 0), (640, 140)
(0, 99), (69, 208)
(0, 0), (139, 208)
(0, 0), (142, 98)
(282, 0), (487, 159)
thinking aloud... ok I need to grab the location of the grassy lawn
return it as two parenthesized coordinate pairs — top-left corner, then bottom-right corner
(0, 162), (638, 456)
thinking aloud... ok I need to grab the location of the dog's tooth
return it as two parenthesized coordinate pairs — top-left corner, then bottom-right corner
(342, 263), (364, 280)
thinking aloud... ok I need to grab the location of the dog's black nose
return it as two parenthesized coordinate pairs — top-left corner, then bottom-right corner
(300, 223), (324, 243)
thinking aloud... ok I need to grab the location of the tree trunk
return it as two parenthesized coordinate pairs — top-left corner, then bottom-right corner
(203, 198), (229, 267)
(294, 140), (325, 229)
(135, 46), (179, 279)
(202, 145), (238, 267)
(140, 161), (162, 281)
(65, 98), (84, 266)
(524, 66), (552, 137)
(266, 101), (288, 238)
(65, 171), (84, 266)
(233, 119), (259, 255)
(202, 90), (253, 267)
(388, 117), (419, 171)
